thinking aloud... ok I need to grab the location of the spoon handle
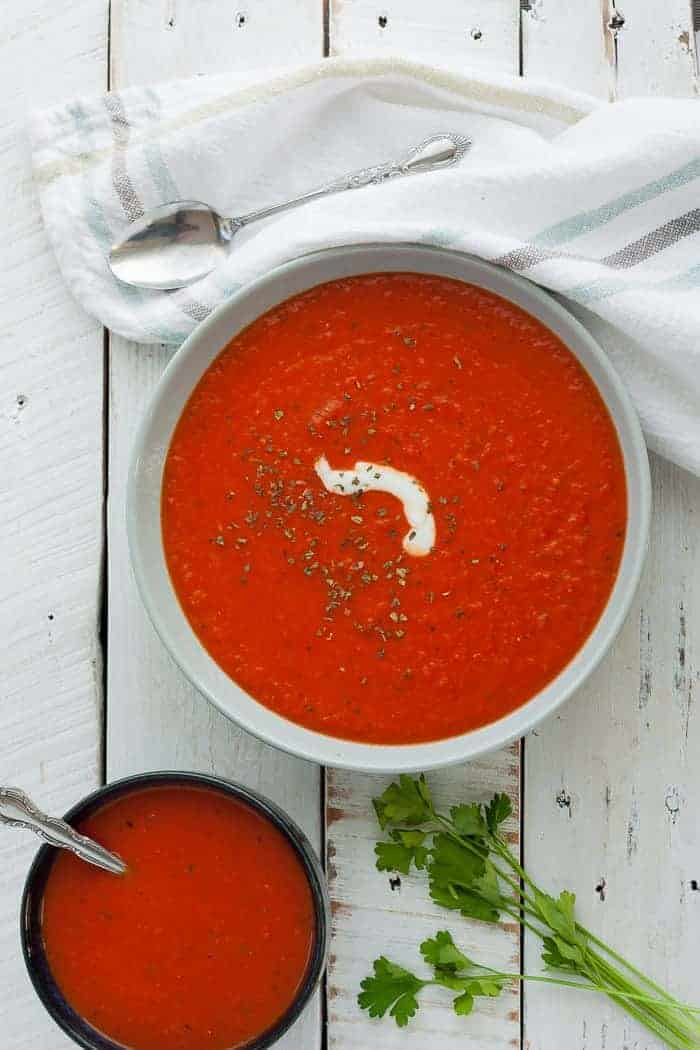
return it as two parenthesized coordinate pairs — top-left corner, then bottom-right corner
(0, 786), (127, 875)
(232, 133), (471, 229)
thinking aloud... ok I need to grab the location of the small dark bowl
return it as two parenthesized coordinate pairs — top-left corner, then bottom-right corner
(21, 771), (329, 1050)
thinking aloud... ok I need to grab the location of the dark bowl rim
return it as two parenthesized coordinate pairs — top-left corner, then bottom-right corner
(21, 770), (329, 1050)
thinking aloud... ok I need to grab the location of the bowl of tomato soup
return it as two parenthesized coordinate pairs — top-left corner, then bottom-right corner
(128, 244), (650, 772)
(22, 772), (328, 1050)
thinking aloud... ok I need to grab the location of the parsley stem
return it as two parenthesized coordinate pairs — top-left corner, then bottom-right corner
(492, 835), (540, 894)
(581, 924), (687, 1006)
(493, 827), (700, 1043)
(444, 970), (700, 1011)
(498, 903), (551, 943)
(491, 829), (689, 1010)
(585, 950), (699, 1048)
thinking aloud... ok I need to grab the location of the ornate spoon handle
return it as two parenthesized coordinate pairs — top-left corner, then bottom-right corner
(231, 133), (471, 229)
(0, 786), (127, 875)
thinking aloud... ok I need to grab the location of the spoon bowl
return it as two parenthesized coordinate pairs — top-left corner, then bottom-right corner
(109, 201), (234, 290)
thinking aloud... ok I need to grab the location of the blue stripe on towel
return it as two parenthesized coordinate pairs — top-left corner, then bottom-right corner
(534, 157), (700, 248)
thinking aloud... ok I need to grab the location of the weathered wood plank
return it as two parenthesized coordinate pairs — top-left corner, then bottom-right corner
(0, 1), (107, 1046)
(615, 0), (697, 98)
(523, 0), (698, 102)
(110, 0), (323, 86)
(521, 1), (611, 98)
(329, 0), (519, 75)
(522, 7), (699, 1048)
(523, 458), (700, 1050)
(106, 6), (324, 1048)
(326, 755), (522, 1049)
(325, 6), (522, 1044)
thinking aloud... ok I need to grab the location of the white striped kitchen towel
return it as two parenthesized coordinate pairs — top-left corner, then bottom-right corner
(29, 57), (700, 474)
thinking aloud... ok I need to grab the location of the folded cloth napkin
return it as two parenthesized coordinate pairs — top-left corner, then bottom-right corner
(29, 56), (700, 475)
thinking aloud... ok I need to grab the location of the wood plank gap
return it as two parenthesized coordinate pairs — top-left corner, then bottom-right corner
(323, 0), (331, 58)
(99, 0), (113, 789)
(518, 0), (525, 77)
(519, 735), (525, 1050)
(98, 327), (110, 788)
(107, 0), (113, 89)
(321, 765), (329, 1050)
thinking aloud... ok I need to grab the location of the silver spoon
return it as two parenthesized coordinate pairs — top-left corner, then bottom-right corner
(0, 786), (127, 876)
(108, 133), (471, 291)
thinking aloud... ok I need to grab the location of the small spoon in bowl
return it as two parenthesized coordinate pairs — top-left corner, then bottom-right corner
(108, 133), (471, 291)
(0, 786), (127, 876)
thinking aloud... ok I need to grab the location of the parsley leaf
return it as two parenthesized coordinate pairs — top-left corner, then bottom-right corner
(541, 936), (581, 973)
(373, 774), (433, 829)
(428, 833), (486, 886)
(375, 830), (429, 875)
(358, 957), (425, 1026)
(420, 930), (472, 972)
(534, 889), (583, 946)
(485, 793), (512, 834)
(429, 881), (502, 923)
(450, 803), (487, 838)
(427, 835), (501, 923)
(453, 990), (474, 1016)
(541, 934), (586, 972)
(467, 977), (504, 997)
(470, 862), (504, 907)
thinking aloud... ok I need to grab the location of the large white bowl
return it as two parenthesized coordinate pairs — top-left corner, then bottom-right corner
(128, 244), (651, 773)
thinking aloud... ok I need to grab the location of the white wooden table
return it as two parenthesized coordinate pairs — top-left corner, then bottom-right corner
(1, 3), (698, 1048)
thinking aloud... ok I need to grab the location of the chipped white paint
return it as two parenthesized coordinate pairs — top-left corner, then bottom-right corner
(315, 455), (436, 556)
(521, 0), (611, 98)
(613, 0), (699, 98)
(2, 1), (698, 1049)
(329, 0), (519, 75)
(110, 0), (323, 86)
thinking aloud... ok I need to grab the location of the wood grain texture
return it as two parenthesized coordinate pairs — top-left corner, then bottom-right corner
(110, 0), (323, 86)
(329, 0), (519, 75)
(0, 1), (107, 1047)
(106, 4), (324, 1047)
(521, 1), (610, 98)
(522, 10), (700, 1049)
(614, 0), (697, 98)
(523, 0), (698, 102)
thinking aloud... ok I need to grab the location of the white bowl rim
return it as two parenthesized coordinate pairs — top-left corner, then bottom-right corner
(127, 243), (651, 773)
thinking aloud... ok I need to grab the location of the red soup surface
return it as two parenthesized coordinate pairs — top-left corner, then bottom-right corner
(162, 274), (626, 744)
(41, 785), (316, 1050)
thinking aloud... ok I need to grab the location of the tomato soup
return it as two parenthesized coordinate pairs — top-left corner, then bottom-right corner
(40, 784), (317, 1049)
(162, 274), (626, 744)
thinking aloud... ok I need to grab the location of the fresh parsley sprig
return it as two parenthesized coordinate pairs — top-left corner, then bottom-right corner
(360, 776), (700, 1049)
(360, 931), (700, 1032)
